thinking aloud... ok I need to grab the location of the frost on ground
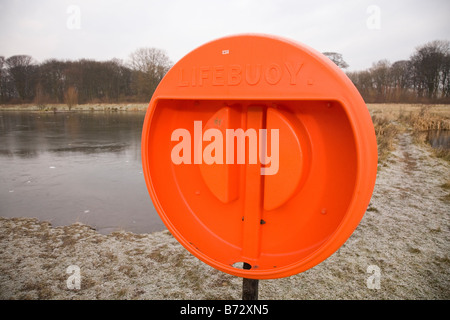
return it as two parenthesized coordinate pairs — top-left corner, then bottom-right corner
(0, 131), (449, 300)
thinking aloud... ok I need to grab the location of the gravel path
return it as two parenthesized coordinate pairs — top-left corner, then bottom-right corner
(1, 131), (449, 300)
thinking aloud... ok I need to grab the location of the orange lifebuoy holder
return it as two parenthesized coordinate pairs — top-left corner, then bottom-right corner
(141, 34), (377, 279)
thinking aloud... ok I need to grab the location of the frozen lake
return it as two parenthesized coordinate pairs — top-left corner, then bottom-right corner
(0, 110), (165, 234)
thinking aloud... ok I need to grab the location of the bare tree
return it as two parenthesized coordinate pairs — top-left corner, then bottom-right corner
(390, 60), (413, 102)
(410, 40), (450, 99)
(5, 55), (37, 101)
(38, 59), (67, 103)
(323, 52), (349, 69)
(64, 86), (78, 110)
(34, 82), (49, 108)
(0, 56), (5, 103)
(441, 49), (450, 98)
(347, 70), (375, 102)
(128, 48), (172, 99)
(370, 60), (392, 102)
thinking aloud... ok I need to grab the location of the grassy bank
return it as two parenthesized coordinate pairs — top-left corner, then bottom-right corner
(367, 104), (450, 164)
(1, 129), (449, 299)
(368, 103), (450, 203)
(0, 103), (449, 300)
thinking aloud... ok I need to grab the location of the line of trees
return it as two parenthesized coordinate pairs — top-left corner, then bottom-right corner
(0, 47), (172, 105)
(346, 40), (450, 103)
(1, 40), (449, 105)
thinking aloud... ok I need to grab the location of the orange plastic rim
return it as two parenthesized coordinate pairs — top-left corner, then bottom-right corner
(141, 34), (377, 279)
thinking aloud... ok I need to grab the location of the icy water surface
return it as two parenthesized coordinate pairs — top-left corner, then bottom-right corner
(0, 111), (164, 234)
(427, 129), (449, 150)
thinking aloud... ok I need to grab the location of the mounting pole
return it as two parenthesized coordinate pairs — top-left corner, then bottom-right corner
(242, 263), (259, 300)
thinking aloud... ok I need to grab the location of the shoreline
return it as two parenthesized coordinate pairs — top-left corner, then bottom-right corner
(1, 102), (449, 112)
(0, 103), (148, 112)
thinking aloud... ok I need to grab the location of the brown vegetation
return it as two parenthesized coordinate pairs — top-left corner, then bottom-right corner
(1, 39), (449, 105)
(0, 48), (172, 105)
(400, 105), (450, 131)
(368, 104), (450, 164)
(64, 86), (78, 110)
(348, 40), (450, 104)
(371, 113), (399, 163)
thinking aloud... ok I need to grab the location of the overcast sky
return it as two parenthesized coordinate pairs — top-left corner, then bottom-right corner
(1, 0), (449, 71)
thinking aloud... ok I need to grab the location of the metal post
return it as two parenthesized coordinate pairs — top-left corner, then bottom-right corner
(242, 263), (259, 300)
